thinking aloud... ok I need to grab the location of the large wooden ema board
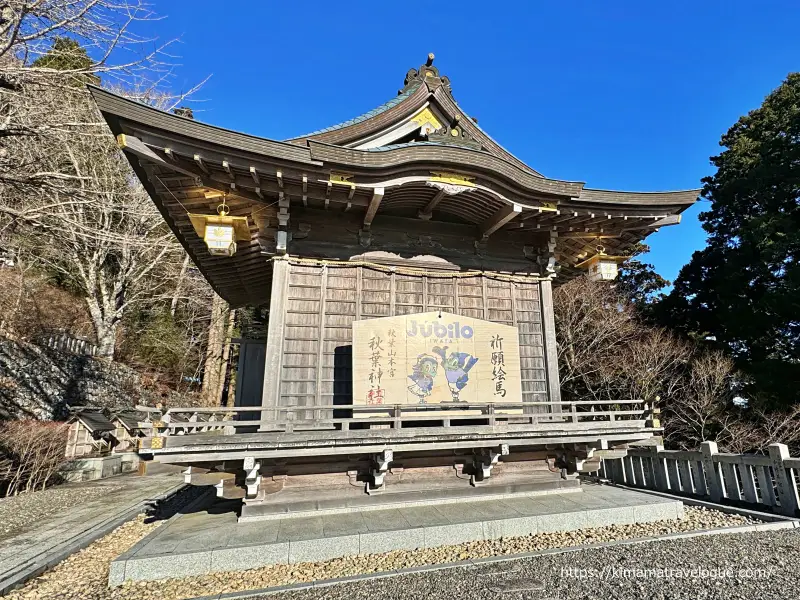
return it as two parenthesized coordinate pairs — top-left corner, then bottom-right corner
(352, 312), (522, 418)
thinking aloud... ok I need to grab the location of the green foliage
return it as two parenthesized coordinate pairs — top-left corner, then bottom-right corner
(31, 37), (99, 85)
(122, 308), (194, 377)
(660, 73), (800, 408)
(616, 243), (671, 311)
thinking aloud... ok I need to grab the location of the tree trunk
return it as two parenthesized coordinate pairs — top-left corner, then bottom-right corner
(201, 293), (229, 406)
(214, 309), (236, 405)
(170, 254), (191, 317)
(95, 326), (117, 359)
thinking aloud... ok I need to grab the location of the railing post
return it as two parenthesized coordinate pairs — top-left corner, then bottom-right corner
(285, 410), (294, 434)
(700, 441), (723, 502)
(738, 460), (759, 504)
(570, 402), (577, 424)
(650, 445), (669, 492)
(768, 443), (799, 517)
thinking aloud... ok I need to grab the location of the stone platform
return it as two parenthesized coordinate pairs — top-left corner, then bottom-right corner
(109, 485), (683, 585)
(240, 477), (581, 521)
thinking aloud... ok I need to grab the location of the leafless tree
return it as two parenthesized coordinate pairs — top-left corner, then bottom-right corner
(1, 1), (210, 359)
(554, 276), (692, 405)
(751, 404), (800, 453)
(0, 420), (68, 495)
(554, 277), (800, 454)
(663, 350), (739, 450)
(553, 276), (637, 401)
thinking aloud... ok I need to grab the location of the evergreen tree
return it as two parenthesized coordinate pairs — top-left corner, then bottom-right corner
(616, 243), (670, 311)
(660, 73), (800, 407)
(31, 37), (99, 85)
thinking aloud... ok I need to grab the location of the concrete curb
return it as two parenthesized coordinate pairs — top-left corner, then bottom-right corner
(186, 519), (800, 600)
(0, 481), (186, 595)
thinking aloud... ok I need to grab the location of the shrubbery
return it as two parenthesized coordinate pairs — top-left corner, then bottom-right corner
(0, 421), (68, 496)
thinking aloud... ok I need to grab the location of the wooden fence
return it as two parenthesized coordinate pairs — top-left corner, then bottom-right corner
(598, 441), (800, 517)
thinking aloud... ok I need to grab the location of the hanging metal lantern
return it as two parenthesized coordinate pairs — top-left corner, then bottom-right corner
(575, 246), (626, 281)
(189, 201), (251, 257)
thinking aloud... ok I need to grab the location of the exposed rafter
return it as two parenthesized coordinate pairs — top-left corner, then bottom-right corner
(363, 187), (384, 230)
(418, 188), (446, 220)
(480, 203), (522, 239)
(193, 154), (209, 174)
(222, 160), (234, 179)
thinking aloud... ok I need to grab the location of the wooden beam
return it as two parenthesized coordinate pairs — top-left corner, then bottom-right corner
(222, 160), (234, 179)
(117, 134), (198, 179)
(363, 187), (384, 230)
(276, 170), (284, 189)
(480, 203), (522, 239)
(325, 181), (331, 209)
(418, 189), (446, 219)
(250, 166), (260, 185)
(559, 232), (622, 239)
(302, 175), (308, 207)
(194, 154), (209, 175)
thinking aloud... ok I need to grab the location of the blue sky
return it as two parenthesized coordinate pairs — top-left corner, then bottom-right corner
(137, 1), (799, 282)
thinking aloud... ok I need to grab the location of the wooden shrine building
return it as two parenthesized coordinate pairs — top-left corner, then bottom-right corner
(91, 55), (698, 512)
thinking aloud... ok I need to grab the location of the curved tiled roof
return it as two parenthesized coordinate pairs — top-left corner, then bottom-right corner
(307, 140), (586, 197)
(89, 79), (700, 306)
(288, 80), (423, 139)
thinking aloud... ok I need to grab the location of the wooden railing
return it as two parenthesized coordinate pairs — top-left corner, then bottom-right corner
(598, 441), (800, 517)
(136, 400), (656, 437)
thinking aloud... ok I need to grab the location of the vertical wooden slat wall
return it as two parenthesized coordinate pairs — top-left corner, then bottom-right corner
(278, 263), (551, 411)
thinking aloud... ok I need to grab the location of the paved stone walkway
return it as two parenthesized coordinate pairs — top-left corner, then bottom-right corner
(111, 485), (682, 584)
(0, 465), (183, 592)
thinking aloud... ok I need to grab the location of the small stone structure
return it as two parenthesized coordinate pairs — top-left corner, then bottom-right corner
(61, 452), (140, 482)
(598, 442), (800, 517)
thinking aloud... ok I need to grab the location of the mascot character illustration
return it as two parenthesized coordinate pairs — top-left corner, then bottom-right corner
(432, 346), (479, 402)
(407, 354), (438, 403)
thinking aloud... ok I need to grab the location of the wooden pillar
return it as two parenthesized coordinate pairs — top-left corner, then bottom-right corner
(539, 279), (562, 405)
(260, 257), (290, 429)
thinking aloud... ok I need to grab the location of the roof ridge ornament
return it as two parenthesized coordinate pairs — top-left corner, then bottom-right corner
(427, 171), (476, 195)
(402, 53), (451, 94)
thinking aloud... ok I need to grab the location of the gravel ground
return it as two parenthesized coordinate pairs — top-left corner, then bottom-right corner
(274, 528), (800, 600)
(0, 485), (121, 541)
(4, 506), (772, 600)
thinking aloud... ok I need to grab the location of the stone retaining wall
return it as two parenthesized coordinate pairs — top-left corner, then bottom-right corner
(0, 339), (143, 420)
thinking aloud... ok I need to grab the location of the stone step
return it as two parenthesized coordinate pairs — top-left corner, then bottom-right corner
(239, 478), (581, 522)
